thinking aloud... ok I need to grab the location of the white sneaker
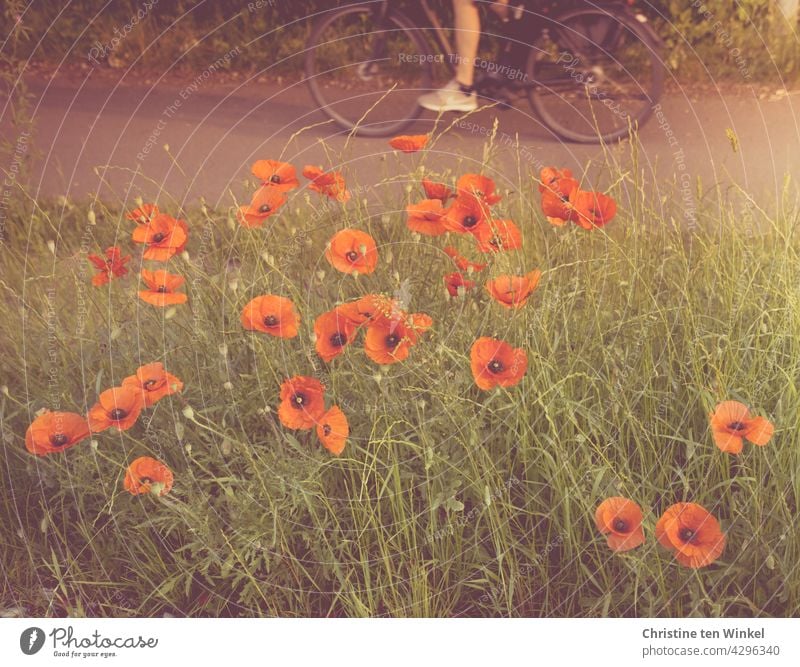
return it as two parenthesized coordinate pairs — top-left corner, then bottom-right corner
(418, 79), (478, 112)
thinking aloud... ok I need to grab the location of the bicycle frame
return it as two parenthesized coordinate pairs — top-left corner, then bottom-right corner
(366, 0), (653, 95)
(305, 0), (664, 141)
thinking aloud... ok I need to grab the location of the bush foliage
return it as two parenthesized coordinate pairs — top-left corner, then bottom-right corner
(1, 0), (797, 83)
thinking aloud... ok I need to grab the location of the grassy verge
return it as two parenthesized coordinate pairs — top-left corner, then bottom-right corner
(0, 137), (799, 617)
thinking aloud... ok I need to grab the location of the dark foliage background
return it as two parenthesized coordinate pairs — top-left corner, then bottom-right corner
(1, 1), (797, 83)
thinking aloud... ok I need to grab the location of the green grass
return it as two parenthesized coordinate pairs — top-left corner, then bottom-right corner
(1, 138), (799, 617)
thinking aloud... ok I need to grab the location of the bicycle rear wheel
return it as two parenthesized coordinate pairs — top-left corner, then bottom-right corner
(526, 7), (663, 143)
(305, 5), (434, 137)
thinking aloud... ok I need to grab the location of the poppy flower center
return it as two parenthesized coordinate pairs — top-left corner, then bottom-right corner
(330, 332), (347, 347)
(258, 204), (272, 214)
(323, 424), (332, 436)
(488, 359), (504, 374)
(109, 408), (128, 420)
(293, 393), (307, 408)
(728, 421), (746, 431)
(679, 527), (696, 543)
(156, 285), (168, 293)
(264, 315), (279, 327)
(49, 433), (69, 447)
(612, 518), (628, 532)
(151, 232), (165, 243)
(385, 334), (400, 348)
(140, 476), (152, 485)
(346, 250), (359, 262)
(143, 378), (163, 390)
(270, 174), (281, 183)
(462, 215), (478, 228)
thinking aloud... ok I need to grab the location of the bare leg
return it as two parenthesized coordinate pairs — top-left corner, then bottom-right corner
(453, 0), (480, 87)
(417, 0), (483, 111)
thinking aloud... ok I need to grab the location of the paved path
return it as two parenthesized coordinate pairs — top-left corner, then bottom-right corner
(4, 68), (800, 214)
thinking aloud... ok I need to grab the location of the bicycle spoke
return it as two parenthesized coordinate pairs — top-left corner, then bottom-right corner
(527, 9), (662, 142)
(305, 8), (434, 135)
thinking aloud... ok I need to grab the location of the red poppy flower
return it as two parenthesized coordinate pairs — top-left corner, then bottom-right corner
(595, 497), (646, 552)
(122, 362), (184, 407)
(406, 312), (433, 338)
(124, 456), (174, 496)
(422, 178), (455, 203)
(485, 270), (541, 309)
(470, 337), (527, 390)
(88, 246), (131, 287)
(129, 209), (189, 252)
(240, 295), (301, 338)
(303, 165), (351, 202)
(474, 219), (522, 253)
(131, 213), (188, 261)
(569, 189), (617, 229)
(25, 411), (91, 456)
(335, 299), (373, 328)
(708, 401), (774, 454)
(251, 159), (299, 191)
(336, 294), (396, 328)
(406, 199), (447, 236)
(389, 134), (429, 153)
(314, 308), (358, 362)
(325, 228), (378, 275)
(237, 185), (288, 228)
(364, 311), (430, 365)
(537, 166), (575, 192)
(656, 502), (726, 568)
(456, 173), (502, 205)
(444, 272), (475, 297)
(540, 175), (579, 225)
(139, 269), (188, 306)
(126, 203), (160, 224)
(316, 405), (349, 456)
(278, 376), (326, 430)
(88, 386), (143, 432)
(443, 246), (487, 273)
(442, 195), (490, 235)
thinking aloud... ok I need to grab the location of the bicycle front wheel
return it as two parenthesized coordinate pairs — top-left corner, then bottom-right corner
(304, 5), (434, 138)
(526, 8), (664, 143)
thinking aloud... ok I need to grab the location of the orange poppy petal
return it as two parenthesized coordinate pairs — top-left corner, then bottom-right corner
(316, 405), (349, 455)
(607, 526), (645, 552)
(710, 400), (751, 430)
(744, 416), (774, 446)
(389, 134), (429, 153)
(712, 430), (744, 454)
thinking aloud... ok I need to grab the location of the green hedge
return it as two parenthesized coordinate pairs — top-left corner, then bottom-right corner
(1, 1), (797, 82)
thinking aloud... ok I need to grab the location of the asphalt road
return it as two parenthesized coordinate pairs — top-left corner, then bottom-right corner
(4, 67), (800, 214)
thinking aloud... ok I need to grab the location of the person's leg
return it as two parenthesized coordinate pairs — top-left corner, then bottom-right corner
(417, 0), (480, 112)
(453, 0), (480, 87)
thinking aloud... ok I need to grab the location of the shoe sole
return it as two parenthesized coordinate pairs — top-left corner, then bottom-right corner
(418, 101), (478, 113)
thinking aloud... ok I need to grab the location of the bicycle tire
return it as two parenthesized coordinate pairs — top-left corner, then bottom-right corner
(304, 4), (434, 138)
(525, 7), (664, 144)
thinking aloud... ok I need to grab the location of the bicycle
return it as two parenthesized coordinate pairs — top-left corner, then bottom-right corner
(304, 1), (664, 143)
